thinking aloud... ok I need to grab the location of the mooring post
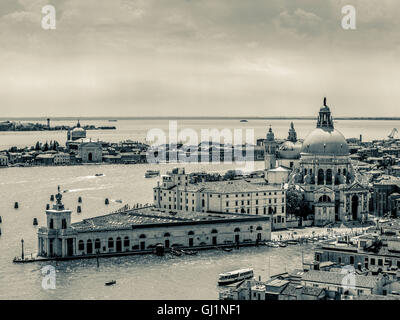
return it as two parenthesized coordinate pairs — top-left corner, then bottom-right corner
(21, 239), (24, 260)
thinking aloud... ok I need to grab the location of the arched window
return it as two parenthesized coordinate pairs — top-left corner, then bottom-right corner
(211, 229), (218, 234)
(124, 236), (130, 247)
(164, 232), (171, 237)
(95, 239), (101, 249)
(116, 237), (122, 251)
(326, 169), (332, 185)
(108, 237), (114, 248)
(234, 227), (240, 232)
(87, 239), (93, 254)
(49, 219), (54, 229)
(318, 169), (324, 185)
(62, 218), (67, 229)
(319, 195), (332, 203)
(343, 168), (347, 176)
(304, 168), (308, 175)
(256, 226), (262, 230)
(78, 240), (84, 251)
(188, 231), (195, 235)
(139, 234), (146, 239)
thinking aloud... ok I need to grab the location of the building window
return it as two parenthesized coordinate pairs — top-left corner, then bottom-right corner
(78, 240), (84, 251)
(108, 238), (114, 248)
(49, 219), (54, 229)
(123, 236), (130, 247)
(62, 218), (67, 229)
(95, 239), (101, 249)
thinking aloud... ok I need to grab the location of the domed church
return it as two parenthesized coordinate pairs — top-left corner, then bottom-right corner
(294, 98), (370, 225)
(265, 98), (370, 226)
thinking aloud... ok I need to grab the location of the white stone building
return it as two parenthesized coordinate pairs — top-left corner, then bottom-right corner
(78, 141), (102, 163)
(153, 168), (287, 230)
(37, 188), (271, 258)
(53, 152), (70, 165)
(0, 154), (8, 167)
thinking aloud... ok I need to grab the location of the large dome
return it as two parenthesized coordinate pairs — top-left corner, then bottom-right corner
(301, 127), (349, 156)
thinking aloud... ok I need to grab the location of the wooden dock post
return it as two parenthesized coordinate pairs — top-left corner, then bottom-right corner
(21, 239), (24, 260)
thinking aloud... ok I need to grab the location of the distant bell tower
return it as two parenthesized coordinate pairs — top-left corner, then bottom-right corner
(264, 126), (277, 170)
(39, 186), (74, 257)
(287, 122), (297, 142)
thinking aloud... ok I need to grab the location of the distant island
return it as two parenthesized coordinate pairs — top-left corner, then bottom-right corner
(0, 120), (116, 132)
(1, 116), (400, 121)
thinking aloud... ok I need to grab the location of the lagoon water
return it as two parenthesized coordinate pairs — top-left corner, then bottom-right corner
(0, 118), (396, 299)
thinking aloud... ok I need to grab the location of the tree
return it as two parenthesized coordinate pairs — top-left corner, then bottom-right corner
(35, 141), (41, 151)
(42, 141), (49, 152)
(286, 188), (310, 218)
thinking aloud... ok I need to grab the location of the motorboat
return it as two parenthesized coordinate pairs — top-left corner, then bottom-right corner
(105, 280), (116, 286)
(218, 268), (254, 286)
(145, 170), (160, 178)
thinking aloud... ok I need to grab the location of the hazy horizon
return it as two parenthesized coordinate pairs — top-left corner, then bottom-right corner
(0, 0), (399, 117)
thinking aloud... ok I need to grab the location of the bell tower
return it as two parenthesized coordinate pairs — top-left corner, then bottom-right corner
(287, 122), (297, 142)
(317, 97), (334, 129)
(264, 126), (277, 170)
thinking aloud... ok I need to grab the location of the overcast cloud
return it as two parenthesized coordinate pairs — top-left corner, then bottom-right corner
(0, 0), (399, 117)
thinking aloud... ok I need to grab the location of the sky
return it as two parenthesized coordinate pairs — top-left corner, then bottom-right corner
(0, 0), (399, 117)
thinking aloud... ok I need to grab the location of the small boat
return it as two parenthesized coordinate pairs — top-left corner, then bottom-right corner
(105, 280), (116, 286)
(222, 247), (233, 252)
(240, 119), (248, 123)
(108, 119), (118, 122)
(279, 242), (287, 248)
(145, 170), (160, 178)
(95, 173), (104, 177)
(287, 240), (298, 245)
(218, 268), (254, 286)
(115, 199), (123, 203)
(183, 250), (198, 255)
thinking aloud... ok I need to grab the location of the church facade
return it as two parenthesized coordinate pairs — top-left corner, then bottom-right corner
(265, 98), (370, 226)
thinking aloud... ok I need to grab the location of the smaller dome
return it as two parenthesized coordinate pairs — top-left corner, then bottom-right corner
(72, 127), (85, 133)
(278, 141), (302, 159)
